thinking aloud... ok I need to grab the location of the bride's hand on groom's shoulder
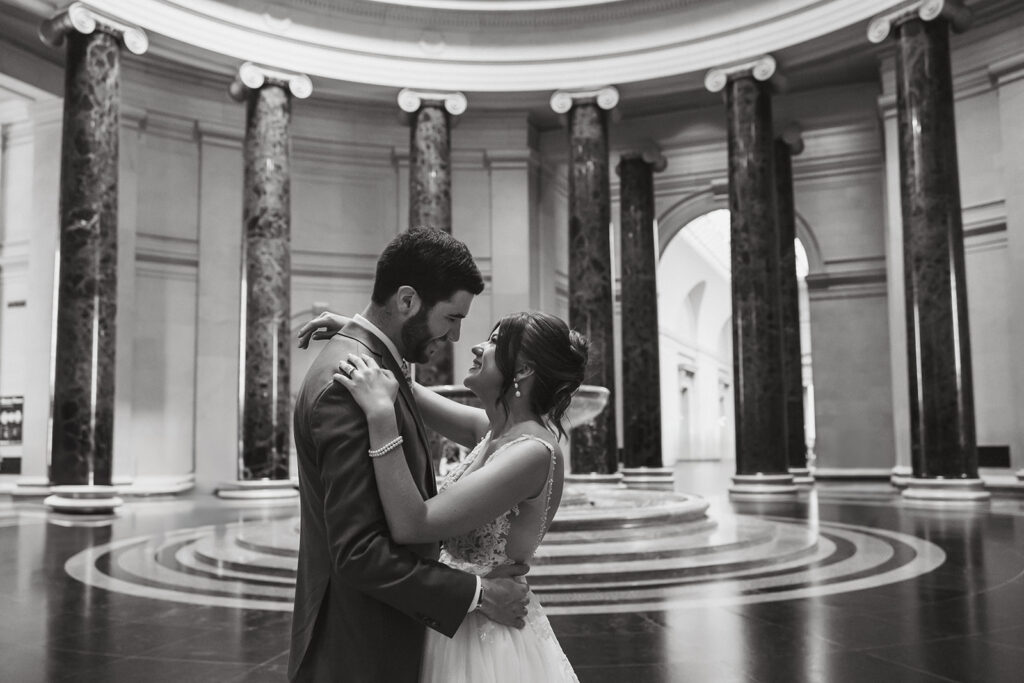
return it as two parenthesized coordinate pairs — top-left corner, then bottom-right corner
(297, 312), (349, 349)
(333, 353), (399, 417)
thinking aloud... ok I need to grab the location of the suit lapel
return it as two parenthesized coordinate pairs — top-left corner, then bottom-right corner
(338, 322), (434, 494)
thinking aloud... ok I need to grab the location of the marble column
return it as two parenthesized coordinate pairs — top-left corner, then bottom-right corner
(706, 57), (796, 496)
(218, 63), (311, 499)
(617, 149), (673, 489)
(397, 89), (467, 388)
(37, 5), (147, 512)
(869, 1), (988, 503)
(550, 87), (620, 478)
(774, 127), (812, 484)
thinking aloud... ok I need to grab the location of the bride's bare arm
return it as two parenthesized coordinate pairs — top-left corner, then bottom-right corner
(334, 353), (548, 544)
(410, 383), (489, 449)
(369, 413), (549, 544)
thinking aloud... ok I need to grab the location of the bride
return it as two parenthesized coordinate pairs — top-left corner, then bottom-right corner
(334, 311), (585, 683)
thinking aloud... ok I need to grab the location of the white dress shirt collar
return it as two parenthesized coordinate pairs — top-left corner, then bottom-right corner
(352, 314), (404, 369)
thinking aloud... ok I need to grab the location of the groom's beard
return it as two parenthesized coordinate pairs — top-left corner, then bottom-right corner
(401, 307), (437, 364)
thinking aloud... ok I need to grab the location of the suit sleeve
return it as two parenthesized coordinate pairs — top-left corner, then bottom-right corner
(310, 381), (477, 637)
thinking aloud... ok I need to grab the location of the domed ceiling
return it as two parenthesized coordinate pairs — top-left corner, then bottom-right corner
(4, 0), (1009, 113)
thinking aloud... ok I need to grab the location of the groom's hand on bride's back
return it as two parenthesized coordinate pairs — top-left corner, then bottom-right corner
(479, 563), (531, 629)
(297, 312), (349, 349)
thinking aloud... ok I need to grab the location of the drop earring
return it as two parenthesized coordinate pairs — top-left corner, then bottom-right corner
(514, 379), (521, 398)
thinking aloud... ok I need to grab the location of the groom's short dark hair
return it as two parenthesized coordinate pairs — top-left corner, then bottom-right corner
(372, 227), (484, 307)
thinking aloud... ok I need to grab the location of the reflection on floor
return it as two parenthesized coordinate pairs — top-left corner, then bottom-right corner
(2, 462), (1024, 683)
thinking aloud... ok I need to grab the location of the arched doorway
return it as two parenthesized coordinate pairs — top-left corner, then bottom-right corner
(656, 209), (815, 466)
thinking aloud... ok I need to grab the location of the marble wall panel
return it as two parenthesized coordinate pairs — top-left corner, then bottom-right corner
(452, 166), (492, 260)
(794, 174), (886, 264)
(953, 91), (1003, 208)
(994, 57), (1024, 474)
(10, 104), (62, 481)
(130, 264), (197, 478)
(291, 164), (399, 255)
(809, 288), (895, 472)
(964, 234), (1012, 447)
(194, 131), (243, 491)
(137, 132), (200, 241)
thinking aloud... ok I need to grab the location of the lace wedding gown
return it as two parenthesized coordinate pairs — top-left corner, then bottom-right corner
(420, 432), (579, 683)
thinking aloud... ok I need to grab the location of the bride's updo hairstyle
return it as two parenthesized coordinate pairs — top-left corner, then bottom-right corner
(492, 312), (589, 439)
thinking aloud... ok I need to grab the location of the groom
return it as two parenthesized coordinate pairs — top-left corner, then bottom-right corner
(289, 228), (530, 682)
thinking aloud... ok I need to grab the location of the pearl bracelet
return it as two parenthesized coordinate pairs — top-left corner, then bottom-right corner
(368, 436), (403, 458)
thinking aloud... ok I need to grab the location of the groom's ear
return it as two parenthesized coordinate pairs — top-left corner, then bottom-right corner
(395, 285), (422, 319)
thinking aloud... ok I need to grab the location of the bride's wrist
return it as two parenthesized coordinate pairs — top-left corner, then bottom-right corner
(365, 404), (395, 422)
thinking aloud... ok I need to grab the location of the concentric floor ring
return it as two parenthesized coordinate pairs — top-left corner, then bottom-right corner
(64, 513), (945, 615)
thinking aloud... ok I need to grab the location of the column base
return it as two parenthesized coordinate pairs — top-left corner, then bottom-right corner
(901, 478), (991, 505)
(788, 467), (814, 485)
(565, 472), (624, 487)
(9, 476), (52, 497)
(7, 475), (196, 498)
(215, 479), (298, 500)
(43, 485), (124, 514)
(620, 467), (674, 490)
(1017, 469), (1024, 482)
(728, 473), (798, 497)
(118, 475), (196, 497)
(891, 465), (913, 488)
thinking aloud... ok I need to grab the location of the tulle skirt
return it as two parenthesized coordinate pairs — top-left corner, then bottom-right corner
(421, 591), (578, 683)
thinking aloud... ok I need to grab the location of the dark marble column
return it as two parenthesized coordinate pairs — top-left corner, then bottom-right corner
(774, 130), (811, 481)
(38, 6), (147, 511)
(706, 57), (796, 495)
(221, 64), (310, 498)
(551, 87), (619, 477)
(869, 1), (987, 502)
(617, 151), (668, 477)
(397, 89), (467, 388)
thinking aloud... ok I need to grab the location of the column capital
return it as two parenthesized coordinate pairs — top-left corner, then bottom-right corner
(38, 2), (148, 55)
(867, 0), (972, 44)
(704, 56), (776, 93)
(549, 86), (619, 114)
(779, 122), (805, 156)
(397, 89), (467, 116)
(616, 146), (667, 174)
(228, 62), (313, 102)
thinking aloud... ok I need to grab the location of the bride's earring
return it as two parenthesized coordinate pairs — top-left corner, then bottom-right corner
(514, 379), (521, 398)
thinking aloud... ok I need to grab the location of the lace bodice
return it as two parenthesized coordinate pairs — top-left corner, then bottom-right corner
(437, 432), (557, 575)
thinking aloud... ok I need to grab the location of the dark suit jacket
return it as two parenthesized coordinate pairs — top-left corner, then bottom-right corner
(288, 321), (477, 682)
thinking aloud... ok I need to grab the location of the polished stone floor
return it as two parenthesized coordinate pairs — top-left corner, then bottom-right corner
(2, 464), (1024, 682)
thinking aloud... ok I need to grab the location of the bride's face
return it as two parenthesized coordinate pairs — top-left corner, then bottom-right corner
(463, 330), (504, 397)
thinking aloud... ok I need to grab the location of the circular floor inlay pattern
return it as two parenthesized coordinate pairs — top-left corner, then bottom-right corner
(64, 513), (945, 615)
